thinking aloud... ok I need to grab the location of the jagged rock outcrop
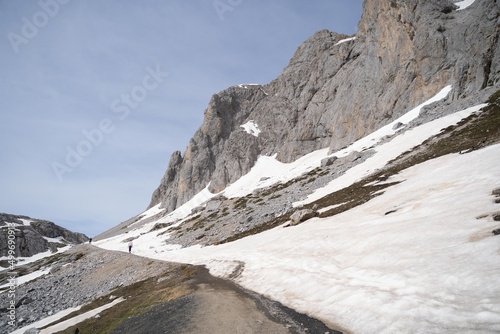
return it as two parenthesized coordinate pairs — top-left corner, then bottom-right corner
(149, 0), (499, 214)
(0, 213), (88, 258)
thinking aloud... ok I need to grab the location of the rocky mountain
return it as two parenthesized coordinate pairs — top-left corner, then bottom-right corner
(2, 1), (500, 333)
(147, 0), (499, 214)
(0, 213), (88, 260)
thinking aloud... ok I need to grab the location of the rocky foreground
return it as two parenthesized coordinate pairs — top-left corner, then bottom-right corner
(0, 245), (342, 334)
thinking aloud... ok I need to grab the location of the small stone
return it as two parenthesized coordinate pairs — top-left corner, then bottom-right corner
(23, 328), (40, 334)
(392, 122), (404, 130)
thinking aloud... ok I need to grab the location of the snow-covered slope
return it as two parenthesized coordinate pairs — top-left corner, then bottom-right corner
(97, 89), (500, 333)
(104, 145), (499, 333)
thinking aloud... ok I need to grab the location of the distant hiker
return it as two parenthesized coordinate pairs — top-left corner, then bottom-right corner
(128, 241), (133, 253)
(74, 328), (80, 334)
(89, 238), (92, 244)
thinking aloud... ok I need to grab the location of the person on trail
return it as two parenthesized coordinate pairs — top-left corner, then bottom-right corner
(89, 237), (92, 244)
(128, 241), (133, 253)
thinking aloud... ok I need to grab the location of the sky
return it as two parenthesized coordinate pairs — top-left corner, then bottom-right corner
(0, 0), (363, 237)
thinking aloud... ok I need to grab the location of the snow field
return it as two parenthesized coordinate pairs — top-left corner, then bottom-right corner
(96, 84), (500, 332)
(139, 145), (500, 333)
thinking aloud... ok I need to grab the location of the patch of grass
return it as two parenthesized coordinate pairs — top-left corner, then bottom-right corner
(149, 222), (172, 232)
(206, 212), (218, 220)
(318, 169), (330, 176)
(306, 167), (321, 176)
(253, 198), (264, 204)
(216, 213), (291, 245)
(305, 177), (316, 184)
(312, 179), (402, 218)
(0, 251), (76, 285)
(234, 197), (248, 209)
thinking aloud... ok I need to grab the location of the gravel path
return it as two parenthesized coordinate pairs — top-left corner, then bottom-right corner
(1, 245), (343, 334)
(112, 265), (341, 334)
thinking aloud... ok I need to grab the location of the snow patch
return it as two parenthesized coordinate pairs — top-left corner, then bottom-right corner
(223, 148), (329, 199)
(238, 84), (260, 89)
(11, 298), (125, 334)
(335, 36), (356, 46)
(0, 267), (51, 290)
(240, 120), (261, 137)
(0, 246), (71, 265)
(39, 298), (125, 334)
(128, 203), (165, 227)
(43, 236), (66, 243)
(455, 0), (476, 10)
(19, 219), (32, 226)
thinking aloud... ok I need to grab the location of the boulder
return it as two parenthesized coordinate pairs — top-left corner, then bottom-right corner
(321, 156), (338, 167)
(289, 209), (317, 226)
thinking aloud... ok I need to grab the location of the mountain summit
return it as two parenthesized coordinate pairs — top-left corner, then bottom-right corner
(146, 0), (499, 214)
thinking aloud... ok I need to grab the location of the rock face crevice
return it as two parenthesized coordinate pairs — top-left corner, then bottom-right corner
(148, 0), (499, 214)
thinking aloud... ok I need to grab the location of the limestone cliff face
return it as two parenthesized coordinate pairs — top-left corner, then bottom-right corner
(149, 0), (499, 213)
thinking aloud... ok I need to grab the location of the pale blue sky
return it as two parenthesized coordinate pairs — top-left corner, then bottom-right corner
(0, 0), (363, 237)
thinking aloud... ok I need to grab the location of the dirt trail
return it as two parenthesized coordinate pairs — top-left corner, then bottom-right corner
(109, 261), (341, 334)
(6, 245), (342, 333)
(81, 245), (342, 334)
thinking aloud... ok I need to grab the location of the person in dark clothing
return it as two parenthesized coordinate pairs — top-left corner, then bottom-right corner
(128, 241), (133, 253)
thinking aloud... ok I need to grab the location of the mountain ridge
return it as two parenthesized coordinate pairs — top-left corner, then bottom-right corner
(0, 213), (88, 261)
